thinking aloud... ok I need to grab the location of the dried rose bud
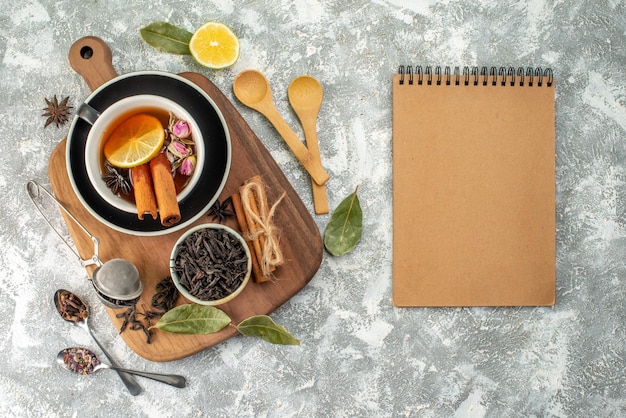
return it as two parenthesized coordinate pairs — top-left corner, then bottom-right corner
(172, 120), (191, 138)
(180, 155), (196, 176)
(167, 140), (189, 159)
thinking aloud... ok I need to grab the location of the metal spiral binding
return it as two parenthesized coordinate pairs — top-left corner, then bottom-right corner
(398, 65), (553, 87)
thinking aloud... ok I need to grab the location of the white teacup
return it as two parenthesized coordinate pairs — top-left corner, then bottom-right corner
(80, 95), (205, 214)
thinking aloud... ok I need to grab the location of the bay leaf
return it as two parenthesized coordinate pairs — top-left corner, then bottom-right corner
(237, 315), (300, 345)
(140, 21), (193, 55)
(323, 187), (362, 256)
(152, 304), (231, 334)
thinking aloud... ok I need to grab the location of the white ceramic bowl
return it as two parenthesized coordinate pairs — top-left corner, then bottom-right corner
(84, 95), (205, 214)
(66, 71), (231, 237)
(170, 224), (252, 306)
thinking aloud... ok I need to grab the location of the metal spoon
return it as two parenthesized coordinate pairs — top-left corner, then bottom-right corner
(233, 69), (330, 186)
(57, 348), (186, 388)
(288, 75), (329, 214)
(54, 289), (142, 395)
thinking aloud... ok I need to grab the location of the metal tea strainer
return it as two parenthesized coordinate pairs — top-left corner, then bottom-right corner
(27, 180), (143, 308)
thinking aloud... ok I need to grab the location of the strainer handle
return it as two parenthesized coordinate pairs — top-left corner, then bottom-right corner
(26, 180), (102, 268)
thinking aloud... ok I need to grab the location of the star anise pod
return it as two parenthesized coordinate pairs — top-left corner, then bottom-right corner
(207, 196), (235, 223)
(42, 95), (73, 128)
(102, 161), (131, 196)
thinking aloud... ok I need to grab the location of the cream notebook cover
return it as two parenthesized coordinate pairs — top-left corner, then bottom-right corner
(392, 66), (555, 307)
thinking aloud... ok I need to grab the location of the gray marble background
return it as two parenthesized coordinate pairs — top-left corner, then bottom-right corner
(1, 0), (625, 416)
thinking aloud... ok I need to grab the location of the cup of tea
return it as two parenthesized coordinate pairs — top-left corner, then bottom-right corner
(79, 95), (205, 215)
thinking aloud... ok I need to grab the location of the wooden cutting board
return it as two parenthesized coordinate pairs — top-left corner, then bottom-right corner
(47, 37), (323, 362)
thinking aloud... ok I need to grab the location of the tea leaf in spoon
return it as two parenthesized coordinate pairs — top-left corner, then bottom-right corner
(237, 315), (300, 345)
(323, 187), (362, 256)
(151, 304), (231, 334)
(140, 21), (193, 55)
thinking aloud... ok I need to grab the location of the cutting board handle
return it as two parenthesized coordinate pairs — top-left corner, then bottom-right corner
(68, 36), (119, 92)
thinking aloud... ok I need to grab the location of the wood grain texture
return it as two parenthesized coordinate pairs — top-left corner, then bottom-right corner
(48, 38), (322, 361)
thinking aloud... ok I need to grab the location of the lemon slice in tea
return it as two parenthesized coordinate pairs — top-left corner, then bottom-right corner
(189, 22), (240, 69)
(103, 114), (165, 168)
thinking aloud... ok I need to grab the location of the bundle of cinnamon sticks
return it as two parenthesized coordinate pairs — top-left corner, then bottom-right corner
(131, 152), (181, 226)
(231, 175), (285, 283)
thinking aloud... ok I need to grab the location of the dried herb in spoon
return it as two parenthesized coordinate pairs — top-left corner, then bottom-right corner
(61, 347), (100, 375)
(55, 289), (88, 323)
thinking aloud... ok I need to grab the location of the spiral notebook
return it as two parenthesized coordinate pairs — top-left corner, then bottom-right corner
(392, 66), (555, 307)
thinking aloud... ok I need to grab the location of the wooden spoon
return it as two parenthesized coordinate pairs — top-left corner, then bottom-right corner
(288, 75), (329, 214)
(233, 70), (330, 186)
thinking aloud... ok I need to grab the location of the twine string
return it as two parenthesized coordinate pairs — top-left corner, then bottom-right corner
(240, 179), (286, 276)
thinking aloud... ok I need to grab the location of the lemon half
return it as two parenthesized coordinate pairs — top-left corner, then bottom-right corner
(189, 22), (240, 69)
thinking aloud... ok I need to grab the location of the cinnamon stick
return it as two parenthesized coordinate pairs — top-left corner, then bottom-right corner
(245, 184), (276, 273)
(232, 192), (268, 283)
(130, 164), (157, 220)
(149, 153), (181, 227)
(238, 175), (285, 279)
